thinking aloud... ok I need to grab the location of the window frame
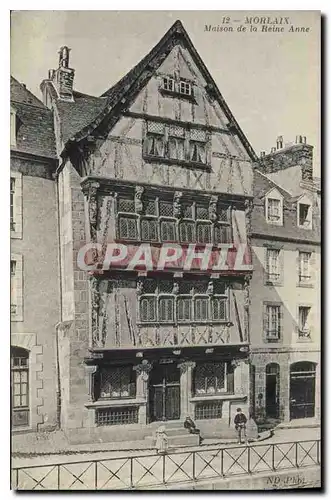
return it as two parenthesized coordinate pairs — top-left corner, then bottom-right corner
(98, 366), (136, 401)
(264, 303), (282, 342)
(138, 279), (229, 325)
(143, 121), (210, 168)
(10, 254), (23, 321)
(298, 305), (311, 338)
(298, 251), (312, 284)
(265, 189), (283, 226)
(265, 248), (282, 285)
(10, 172), (22, 239)
(193, 362), (228, 396)
(297, 202), (312, 229)
(11, 348), (29, 428)
(116, 194), (233, 246)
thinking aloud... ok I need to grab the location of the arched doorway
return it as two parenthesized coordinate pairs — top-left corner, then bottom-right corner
(11, 346), (29, 428)
(265, 363), (280, 418)
(290, 362), (316, 419)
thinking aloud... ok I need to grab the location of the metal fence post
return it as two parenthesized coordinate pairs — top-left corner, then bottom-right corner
(57, 465), (60, 490)
(162, 454), (166, 484)
(272, 444), (276, 471)
(95, 461), (98, 490)
(16, 468), (19, 490)
(220, 448), (224, 477)
(192, 451), (196, 481)
(130, 457), (134, 489)
(295, 442), (298, 468)
(247, 446), (251, 474)
(317, 440), (320, 465)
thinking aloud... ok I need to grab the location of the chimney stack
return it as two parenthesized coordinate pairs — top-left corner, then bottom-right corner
(271, 147), (276, 153)
(296, 135), (303, 144)
(47, 46), (75, 101)
(260, 151), (266, 158)
(276, 135), (283, 150)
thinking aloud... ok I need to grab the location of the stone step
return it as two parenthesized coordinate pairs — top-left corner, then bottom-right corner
(145, 433), (200, 449)
(152, 427), (189, 437)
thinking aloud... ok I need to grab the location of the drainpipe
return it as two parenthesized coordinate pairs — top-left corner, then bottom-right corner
(54, 173), (63, 429)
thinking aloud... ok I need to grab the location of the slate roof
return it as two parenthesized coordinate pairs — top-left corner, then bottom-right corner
(11, 77), (57, 159)
(252, 170), (320, 244)
(55, 90), (107, 144)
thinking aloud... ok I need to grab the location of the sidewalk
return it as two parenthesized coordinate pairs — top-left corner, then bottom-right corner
(12, 425), (320, 469)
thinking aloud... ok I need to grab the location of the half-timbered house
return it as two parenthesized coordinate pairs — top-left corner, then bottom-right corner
(41, 20), (258, 444)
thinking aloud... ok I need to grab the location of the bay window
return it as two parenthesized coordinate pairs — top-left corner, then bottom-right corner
(139, 278), (229, 324)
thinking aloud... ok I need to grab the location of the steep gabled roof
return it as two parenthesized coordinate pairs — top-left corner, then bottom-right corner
(62, 20), (258, 162)
(11, 77), (57, 159)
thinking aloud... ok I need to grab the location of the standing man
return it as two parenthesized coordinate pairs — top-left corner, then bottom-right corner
(234, 408), (247, 444)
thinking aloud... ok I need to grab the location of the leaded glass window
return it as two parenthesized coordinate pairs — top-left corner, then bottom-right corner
(99, 366), (136, 399)
(194, 362), (226, 395)
(11, 347), (29, 428)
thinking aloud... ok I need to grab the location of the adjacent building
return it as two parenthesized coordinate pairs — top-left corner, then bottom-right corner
(250, 136), (321, 425)
(10, 77), (59, 432)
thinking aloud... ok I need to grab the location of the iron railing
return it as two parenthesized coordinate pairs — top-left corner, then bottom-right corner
(11, 439), (320, 490)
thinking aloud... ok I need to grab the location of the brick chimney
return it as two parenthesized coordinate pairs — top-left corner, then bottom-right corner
(47, 46), (75, 101)
(260, 136), (313, 181)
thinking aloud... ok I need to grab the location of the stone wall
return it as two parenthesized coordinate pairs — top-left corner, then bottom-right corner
(11, 167), (60, 432)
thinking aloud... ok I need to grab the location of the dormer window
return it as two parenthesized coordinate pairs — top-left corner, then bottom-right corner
(298, 203), (312, 229)
(265, 188), (283, 226)
(179, 80), (192, 96)
(267, 199), (281, 222)
(163, 77), (175, 92)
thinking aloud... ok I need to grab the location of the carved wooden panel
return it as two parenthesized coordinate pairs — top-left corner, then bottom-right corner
(92, 278), (246, 349)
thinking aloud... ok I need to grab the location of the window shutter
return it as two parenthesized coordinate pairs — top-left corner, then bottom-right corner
(310, 251), (316, 283)
(263, 306), (268, 339)
(279, 249), (284, 285)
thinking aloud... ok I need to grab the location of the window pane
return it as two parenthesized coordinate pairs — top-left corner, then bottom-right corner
(140, 297), (156, 322)
(118, 198), (135, 213)
(267, 249), (280, 280)
(168, 137), (185, 160)
(195, 298), (209, 321)
(179, 221), (195, 243)
(161, 220), (176, 242)
(266, 305), (281, 338)
(147, 134), (164, 156)
(141, 219), (158, 241)
(267, 199), (281, 221)
(159, 297), (174, 322)
(159, 201), (173, 217)
(177, 297), (191, 321)
(119, 216), (137, 240)
(100, 367), (135, 399)
(215, 225), (231, 244)
(212, 298), (227, 320)
(196, 223), (211, 243)
(13, 396), (21, 407)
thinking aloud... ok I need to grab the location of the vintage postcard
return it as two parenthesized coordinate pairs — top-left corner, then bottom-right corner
(10, 10), (321, 491)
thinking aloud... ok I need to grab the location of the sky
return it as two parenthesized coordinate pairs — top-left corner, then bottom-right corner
(10, 10), (320, 175)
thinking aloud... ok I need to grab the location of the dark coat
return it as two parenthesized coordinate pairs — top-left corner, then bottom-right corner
(234, 413), (247, 427)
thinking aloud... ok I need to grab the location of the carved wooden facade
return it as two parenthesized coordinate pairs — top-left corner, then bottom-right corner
(46, 20), (258, 437)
